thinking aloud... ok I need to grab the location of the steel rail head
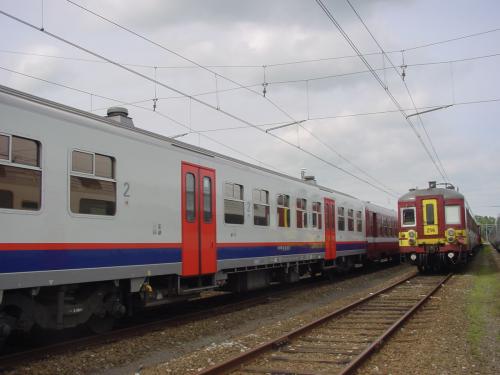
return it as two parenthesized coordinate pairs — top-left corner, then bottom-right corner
(197, 271), (418, 375)
(338, 273), (453, 375)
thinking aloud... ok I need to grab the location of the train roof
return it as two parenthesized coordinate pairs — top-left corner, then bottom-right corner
(0, 84), (364, 201)
(399, 187), (464, 201)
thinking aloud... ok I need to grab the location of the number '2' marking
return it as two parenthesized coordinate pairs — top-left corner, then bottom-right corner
(123, 182), (130, 197)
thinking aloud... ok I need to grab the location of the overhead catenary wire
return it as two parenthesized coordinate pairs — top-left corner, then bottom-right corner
(3, 60), (495, 139)
(1, 21), (499, 70)
(0, 9), (399, 198)
(82, 51), (500, 111)
(345, 0), (450, 182)
(2, 43), (499, 105)
(315, 0), (447, 183)
(0, 65), (281, 172)
(64, 0), (399, 196)
(161, 98), (500, 133)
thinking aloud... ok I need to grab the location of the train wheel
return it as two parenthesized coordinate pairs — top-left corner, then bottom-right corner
(87, 314), (114, 334)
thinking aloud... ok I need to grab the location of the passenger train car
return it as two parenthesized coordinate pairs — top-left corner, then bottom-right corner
(398, 182), (481, 272)
(0, 85), (398, 345)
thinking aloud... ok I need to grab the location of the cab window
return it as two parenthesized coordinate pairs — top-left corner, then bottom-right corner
(401, 207), (416, 226)
(425, 204), (435, 225)
(445, 205), (461, 225)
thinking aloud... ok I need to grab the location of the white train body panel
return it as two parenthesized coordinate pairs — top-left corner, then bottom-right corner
(0, 85), (396, 292)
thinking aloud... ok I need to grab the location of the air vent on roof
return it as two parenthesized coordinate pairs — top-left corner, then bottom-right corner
(106, 107), (134, 128)
(304, 175), (317, 184)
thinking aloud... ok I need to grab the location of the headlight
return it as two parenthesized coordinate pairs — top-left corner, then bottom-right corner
(447, 228), (456, 243)
(408, 230), (416, 238)
(409, 238), (416, 245)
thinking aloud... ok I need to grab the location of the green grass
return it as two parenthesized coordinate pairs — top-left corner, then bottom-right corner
(466, 246), (500, 357)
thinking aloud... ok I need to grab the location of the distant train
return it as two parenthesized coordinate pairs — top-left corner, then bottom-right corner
(0, 85), (399, 347)
(398, 181), (481, 272)
(493, 216), (500, 251)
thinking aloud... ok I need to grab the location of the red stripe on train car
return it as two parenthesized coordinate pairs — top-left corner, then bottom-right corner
(0, 243), (182, 251)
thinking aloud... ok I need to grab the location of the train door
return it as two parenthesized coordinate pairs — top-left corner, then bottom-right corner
(181, 162), (217, 276)
(422, 199), (438, 236)
(324, 198), (336, 260)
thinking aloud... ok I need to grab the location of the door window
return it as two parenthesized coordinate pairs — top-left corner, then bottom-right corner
(186, 173), (195, 222)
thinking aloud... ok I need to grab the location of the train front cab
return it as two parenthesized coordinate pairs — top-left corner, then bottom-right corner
(398, 193), (469, 271)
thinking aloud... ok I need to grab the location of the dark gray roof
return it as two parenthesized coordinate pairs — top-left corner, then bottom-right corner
(399, 187), (464, 201)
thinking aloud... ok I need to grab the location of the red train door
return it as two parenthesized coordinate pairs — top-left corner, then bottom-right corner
(181, 162), (217, 276)
(324, 198), (336, 260)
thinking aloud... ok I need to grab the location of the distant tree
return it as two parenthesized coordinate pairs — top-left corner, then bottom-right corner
(475, 215), (497, 241)
(475, 215), (496, 225)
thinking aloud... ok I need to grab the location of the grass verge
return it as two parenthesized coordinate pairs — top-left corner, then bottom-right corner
(466, 245), (500, 358)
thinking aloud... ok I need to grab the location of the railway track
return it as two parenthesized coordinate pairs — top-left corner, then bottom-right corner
(0, 267), (364, 368)
(198, 272), (451, 375)
(0, 263), (405, 372)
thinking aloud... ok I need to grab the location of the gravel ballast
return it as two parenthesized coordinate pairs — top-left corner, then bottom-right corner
(356, 246), (500, 375)
(3, 263), (413, 375)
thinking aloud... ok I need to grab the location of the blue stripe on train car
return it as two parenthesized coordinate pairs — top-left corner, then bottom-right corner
(217, 242), (366, 260)
(217, 244), (325, 260)
(0, 248), (182, 273)
(337, 242), (367, 251)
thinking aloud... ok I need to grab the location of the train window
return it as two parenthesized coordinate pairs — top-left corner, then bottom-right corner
(312, 202), (322, 229)
(253, 189), (270, 226)
(401, 207), (416, 226)
(12, 137), (39, 167)
(277, 194), (290, 228)
(72, 151), (93, 174)
(185, 173), (196, 222)
(445, 205), (461, 225)
(224, 182), (244, 224)
(95, 154), (114, 178)
(70, 177), (116, 215)
(338, 206), (345, 231)
(347, 209), (354, 231)
(203, 177), (212, 223)
(0, 135), (41, 211)
(0, 135), (9, 160)
(296, 198), (308, 228)
(425, 204), (435, 225)
(70, 150), (116, 216)
(356, 210), (362, 232)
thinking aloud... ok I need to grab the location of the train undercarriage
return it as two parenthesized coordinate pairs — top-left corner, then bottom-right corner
(0, 253), (394, 349)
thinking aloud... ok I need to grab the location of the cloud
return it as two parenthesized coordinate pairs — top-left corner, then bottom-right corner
(1, 0), (499, 216)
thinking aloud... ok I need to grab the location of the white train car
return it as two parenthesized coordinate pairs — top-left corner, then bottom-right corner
(0, 85), (397, 342)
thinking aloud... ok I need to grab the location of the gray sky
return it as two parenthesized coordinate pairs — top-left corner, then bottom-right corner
(1, 0), (499, 216)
